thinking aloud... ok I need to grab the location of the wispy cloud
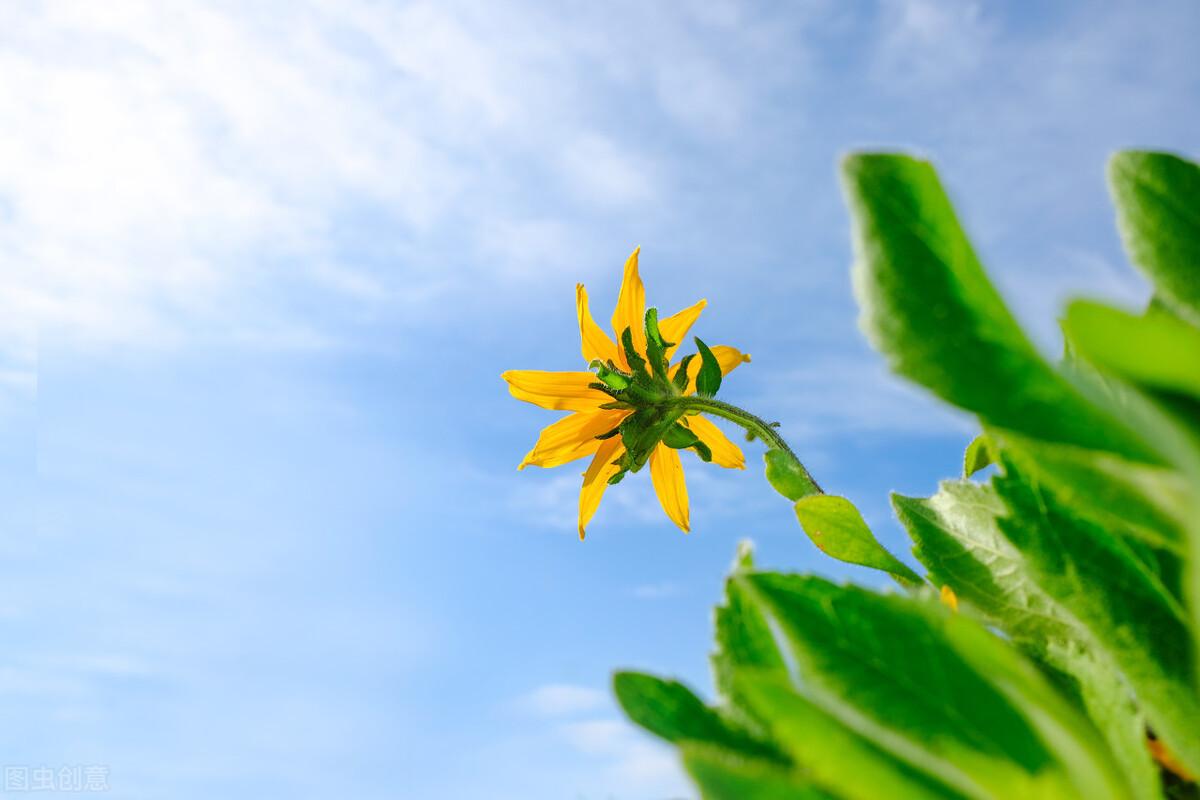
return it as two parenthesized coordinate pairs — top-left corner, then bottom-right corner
(511, 683), (692, 795)
(2, 0), (765, 378)
(871, 0), (991, 89)
(753, 353), (973, 442)
(516, 683), (609, 717)
(560, 719), (688, 791)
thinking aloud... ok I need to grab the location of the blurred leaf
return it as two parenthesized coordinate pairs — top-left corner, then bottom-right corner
(612, 672), (781, 760)
(711, 561), (788, 731)
(994, 432), (1189, 557)
(896, 481), (1160, 798)
(738, 573), (1130, 799)
(1063, 300), (1200, 398)
(1108, 151), (1200, 324)
(993, 459), (1200, 777)
(963, 435), (993, 477)
(840, 153), (1152, 462)
(793, 495), (922, 586)
(735, 672), (968, 800)
(681, 744), (835, 800)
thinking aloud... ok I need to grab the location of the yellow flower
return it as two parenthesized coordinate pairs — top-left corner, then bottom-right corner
(502, 247), (750, 539)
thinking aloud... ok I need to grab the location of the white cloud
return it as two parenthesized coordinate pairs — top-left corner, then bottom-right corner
(517, 683), (609, 717)
(0, 0), (710, 381)
(512, 684), (692, 792)
(560, 719), (689, 791)
(506, 471), (581, 534)
(560, 134), (656, 207)
(871, 0), (992, 88)
(755, 354), (972, 440)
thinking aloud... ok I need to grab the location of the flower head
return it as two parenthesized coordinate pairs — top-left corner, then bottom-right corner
(502, 248), (750, 539)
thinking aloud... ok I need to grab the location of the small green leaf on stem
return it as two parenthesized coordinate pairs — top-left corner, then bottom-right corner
(621, 327), (648, 377)
(793, 495), (923, 587)
(764, 449), (819, 501)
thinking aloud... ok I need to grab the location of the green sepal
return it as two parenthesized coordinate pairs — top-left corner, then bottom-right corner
(663, 422), (713, 462)
(674, 354), (696, 393)
(621, 327), (649, 377)
(644, 308), (672, 381)
(594, 426), (621, 440)
(695, 337), (723, 397)
(589, 359), (631, 391)
(611, 406), (688, 482)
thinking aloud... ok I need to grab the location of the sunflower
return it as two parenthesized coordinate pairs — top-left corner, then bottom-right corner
(502, 247), (750, 538)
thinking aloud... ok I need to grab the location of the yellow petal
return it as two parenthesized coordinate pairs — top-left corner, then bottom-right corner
(519, 410), (626, 470)
(940, 585), (959, 613)
(576, 283), (619, 365)
(684, 415), (745, 469)
(650, 445), (690, 533)
(578, 436), (624, 539)
(659, 299), (707, 359)
(502, 370), (609, 411)
(670, 345), (752, 395)
(610, 247), (646, 365)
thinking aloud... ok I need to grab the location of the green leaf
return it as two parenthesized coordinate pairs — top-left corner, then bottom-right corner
(612, 672), (781, 761)
(695, 337), (723, 397)
(963, 435), (993, 477)
(732, 539), (755, 571)
(681, 744), (835, 800)
(840, 153), (1152, 462)
(992, 458), (1200, 777)
(763, 449), (820, 501)
(712, 552), (789, 729)
(1108, 151), (1200, 324)
(895, 481), (1160, 798)
(739, 573), (1132, 800)
(1063, 299), (1200, 398)
(792, 495), (922, 586)
(994, 431), (1189, 557)
(734, 672), (968, 800)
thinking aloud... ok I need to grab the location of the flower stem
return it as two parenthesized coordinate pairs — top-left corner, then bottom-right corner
(676, 395), (823, 494)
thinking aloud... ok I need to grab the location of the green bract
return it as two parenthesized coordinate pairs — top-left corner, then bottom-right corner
(585, 309), (720, 484)
(614, 150), (1200, 799)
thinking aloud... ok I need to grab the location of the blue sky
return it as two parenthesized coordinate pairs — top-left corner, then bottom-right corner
(1, 1), (1198, 797)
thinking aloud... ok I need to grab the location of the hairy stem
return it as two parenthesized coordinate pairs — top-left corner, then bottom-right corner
(676, 395), (823, 494)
